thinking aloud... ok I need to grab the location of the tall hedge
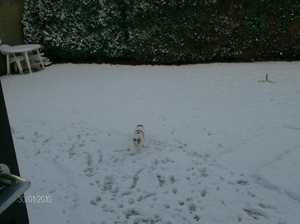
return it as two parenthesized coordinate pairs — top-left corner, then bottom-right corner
(22, 0), (300, 63)
(126, 0), (300, 63)
(215, 0), (300, 61)
(22, 0), (127, 60)
(125, 0), (214, 64)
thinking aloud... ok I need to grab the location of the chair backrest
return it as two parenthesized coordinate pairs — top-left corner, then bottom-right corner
(0, 44), (11, 55)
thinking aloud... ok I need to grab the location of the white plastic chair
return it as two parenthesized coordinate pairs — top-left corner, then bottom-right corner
(0, 44), (25, 75)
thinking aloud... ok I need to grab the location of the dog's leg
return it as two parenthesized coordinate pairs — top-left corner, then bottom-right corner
(136, 146), (141, 154)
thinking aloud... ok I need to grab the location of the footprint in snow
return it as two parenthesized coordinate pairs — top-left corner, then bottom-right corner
(188, 203), (196, 214)
(243, 207), (267, 220)
(90, 196), (101, 206)
(157, 174), (166, 187)
(129, 169), (144, 189)
(168, 175), (176, 184)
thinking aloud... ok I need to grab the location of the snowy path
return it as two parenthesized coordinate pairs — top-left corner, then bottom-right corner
(1, 62), (300, 223)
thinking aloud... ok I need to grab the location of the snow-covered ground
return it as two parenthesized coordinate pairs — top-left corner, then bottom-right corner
(1, 62), (300, 224)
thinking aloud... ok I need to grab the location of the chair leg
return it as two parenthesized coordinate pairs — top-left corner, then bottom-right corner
(13, 54), (23, 74)
(6, 54), (10, 75)
(36, 49), (44, 69)
(24, 52), (32, 73)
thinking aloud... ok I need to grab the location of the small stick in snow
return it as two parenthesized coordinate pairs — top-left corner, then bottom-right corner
(258, 73), (275, 83)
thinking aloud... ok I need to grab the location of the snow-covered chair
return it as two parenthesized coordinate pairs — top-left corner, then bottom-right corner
(0, 43), (52, 75)
(0, 44), (25, 75)
(25, 52), (52, 70)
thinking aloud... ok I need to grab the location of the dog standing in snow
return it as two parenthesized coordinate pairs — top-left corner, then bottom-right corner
(132, 124), (145, 154)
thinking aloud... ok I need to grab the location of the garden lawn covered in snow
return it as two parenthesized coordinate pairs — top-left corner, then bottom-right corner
(1, 62), (300, 224)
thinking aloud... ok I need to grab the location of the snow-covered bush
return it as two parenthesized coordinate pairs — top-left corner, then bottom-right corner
(22, 0), (127, 60)
(260, 2), (300, 60)
(22, 0), (300, 63)
(229, 0), (300, 61)
(126, 0), (300, 63)
(125, 0), (215, 64)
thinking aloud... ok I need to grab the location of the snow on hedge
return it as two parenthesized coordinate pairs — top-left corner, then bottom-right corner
(22, 0), (127, 60)
(22, 0), (300, 63)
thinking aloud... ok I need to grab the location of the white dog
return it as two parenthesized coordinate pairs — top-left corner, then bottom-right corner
(132, 124), (145, 154)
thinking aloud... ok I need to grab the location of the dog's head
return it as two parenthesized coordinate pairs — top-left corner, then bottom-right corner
(132, 137), (142, 147)
(133, 131), (142, 147)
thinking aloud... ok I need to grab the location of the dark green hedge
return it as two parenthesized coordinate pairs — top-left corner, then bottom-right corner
(126, 0), (214, 64)
(23, 0), (127, 60)
(22, 0), (300, 63)
(126, 0), (300, 63)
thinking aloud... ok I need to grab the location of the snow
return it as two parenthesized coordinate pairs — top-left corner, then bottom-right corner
(1, 62), (300, 224)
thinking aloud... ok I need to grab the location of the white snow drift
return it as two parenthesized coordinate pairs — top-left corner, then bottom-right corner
(1, 62), (300, 224)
